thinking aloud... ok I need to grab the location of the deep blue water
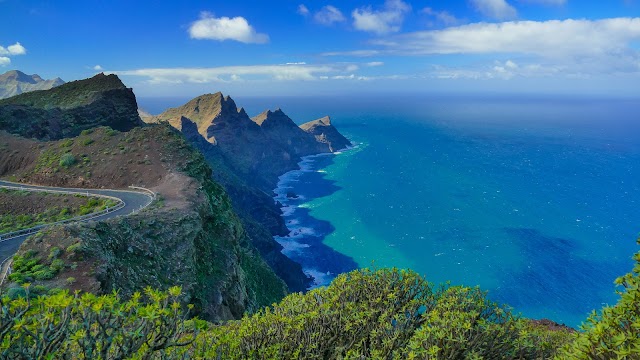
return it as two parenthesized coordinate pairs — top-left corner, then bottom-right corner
(139, 95), (640, 328)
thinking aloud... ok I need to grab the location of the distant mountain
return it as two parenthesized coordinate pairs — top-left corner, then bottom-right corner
(0, 70), (64, 99)
(0, 73), (142, 140)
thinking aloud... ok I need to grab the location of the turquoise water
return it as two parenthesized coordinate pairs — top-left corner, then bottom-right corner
(140, 95), (640, 328)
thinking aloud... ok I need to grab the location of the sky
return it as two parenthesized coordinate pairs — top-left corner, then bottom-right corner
(1, 0), (640, 97)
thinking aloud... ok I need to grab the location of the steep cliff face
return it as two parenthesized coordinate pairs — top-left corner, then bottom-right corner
(0, 75), (289, 321)
(300, 116), (352, 152)
(150, 93), (347, 190)
(0, 73), (142, 140)
(252, 109), (328, 156)
(0, 70), (65, 99)
(161, 115), (312, 292)
(147, 93), (351, 292)
(2, 125), (287, 321)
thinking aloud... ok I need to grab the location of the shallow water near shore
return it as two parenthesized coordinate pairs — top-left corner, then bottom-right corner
(141, 95), (640, 328)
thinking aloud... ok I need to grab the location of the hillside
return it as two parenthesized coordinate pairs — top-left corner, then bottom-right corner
(0, 73), (141, 140)
(0, 70), (64, 99)
(0, 74), (290, 321)
(147, 93), (352, 292)
(0, 125), (287, 321)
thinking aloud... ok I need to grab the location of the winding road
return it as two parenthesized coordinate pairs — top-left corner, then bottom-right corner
(0, 180), (154, 265)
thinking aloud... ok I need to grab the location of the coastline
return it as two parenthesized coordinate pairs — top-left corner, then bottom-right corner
(272, 145), (359, 288)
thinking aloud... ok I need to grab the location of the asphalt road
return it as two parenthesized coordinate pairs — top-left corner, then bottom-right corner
(0, 180), (154, 264)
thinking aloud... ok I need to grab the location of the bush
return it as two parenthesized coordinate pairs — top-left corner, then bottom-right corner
(59, 153), (76, 167)
(0, 287), (196, 359)
(184, 268), (572, 359)
(559, 238), (640, 358)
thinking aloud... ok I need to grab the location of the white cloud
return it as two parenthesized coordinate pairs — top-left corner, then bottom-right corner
(470, 0), (517, 20)
(297, 4), (310, 16)
(93, 65), (104, 71)
(111, 64), (351, 84)
(314, 5), (346, 25)
(188, 12), (269, 44)
(366, 61), (384, 66)
(0, 42), (26, 56)
(352, 0), (411, 35)
(0, 57), (10, 67)
(431, 60), (566, 80)
(373, 18), (640, 59)
(422, 7), (462, 26)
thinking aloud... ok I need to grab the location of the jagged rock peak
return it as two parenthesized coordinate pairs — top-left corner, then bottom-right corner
(317, 116), (331, 126)
(251, 108), (296, 127)
(300, 116), (332, 130)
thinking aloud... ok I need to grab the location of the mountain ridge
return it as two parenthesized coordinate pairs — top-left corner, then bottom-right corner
(0, 70), (64, 99)
(146, 92), (352, 292)
(0, 73), (142, 140)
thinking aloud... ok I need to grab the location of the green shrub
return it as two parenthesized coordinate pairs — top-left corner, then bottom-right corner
(59, 153), (76, 167)
(81, 138), (94, 146)
(59, 139), (74, 148)
(0, 286), (195, 359)
(559, 238), (640, 359)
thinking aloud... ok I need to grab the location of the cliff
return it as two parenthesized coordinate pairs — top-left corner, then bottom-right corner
(0, 75), (288, 321)
(1, 125), (287, 321)
(147, 93), (352, 292)
(300, 115), (352, 152)
(0, 73), (142, 140)
(0, 70), (64, 99)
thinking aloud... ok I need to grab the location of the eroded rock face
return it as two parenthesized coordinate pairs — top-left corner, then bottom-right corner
(0, 73), (142, 140)
(300, 116), (352, 152)
(146, 93), (351, 292)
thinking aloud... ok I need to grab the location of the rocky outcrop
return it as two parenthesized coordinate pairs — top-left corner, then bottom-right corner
(300, 116), (351, 152)
(147, 93), (352, 292)
(0, 73), (142, 140)
(0, 70), (64, 99)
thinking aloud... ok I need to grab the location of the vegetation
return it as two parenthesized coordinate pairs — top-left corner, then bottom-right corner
(8, 249), (65, 284)
(3, 245), (640, 359)
(0, 286), (195, 359)
(59, 153), (76, 167)
(0, 189), (119, 234)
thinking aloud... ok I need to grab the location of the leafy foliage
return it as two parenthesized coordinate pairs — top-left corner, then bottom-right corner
(8, 250), (64, 284)
(178, 268), (572, 359)
(0, 286), (196, 359)
(0, 189), (118, 234)
(8, 261), (640, 359)
(59, 153), (76, 167)
(559, 238), (640, 359)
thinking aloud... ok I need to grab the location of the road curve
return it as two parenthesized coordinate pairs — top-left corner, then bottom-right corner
(0, 180), (154, 264)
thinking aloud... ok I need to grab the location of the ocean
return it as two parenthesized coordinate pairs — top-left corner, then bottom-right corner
(139, 94), (640, 328)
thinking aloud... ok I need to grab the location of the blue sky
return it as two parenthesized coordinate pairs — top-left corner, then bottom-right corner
(1, 0), (640, 97)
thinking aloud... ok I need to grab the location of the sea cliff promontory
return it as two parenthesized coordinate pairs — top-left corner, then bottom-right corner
(145, 93), (352, 291)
